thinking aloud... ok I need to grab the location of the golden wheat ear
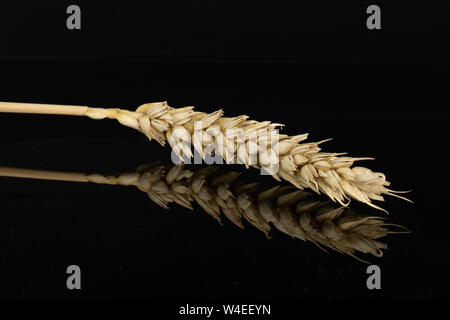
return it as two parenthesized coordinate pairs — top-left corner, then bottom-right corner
(0, 101), (412, 210)
(0, 163), (408, 261)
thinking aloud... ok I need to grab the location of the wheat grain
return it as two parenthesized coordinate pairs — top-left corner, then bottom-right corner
(0, 101), (412, 211)
(0, 163), (408, 262)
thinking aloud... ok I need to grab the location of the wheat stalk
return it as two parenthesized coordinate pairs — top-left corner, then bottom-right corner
(0, 101), (412, 212)
(0, 163), (408, 262)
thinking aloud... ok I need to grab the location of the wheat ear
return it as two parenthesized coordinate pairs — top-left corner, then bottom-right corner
(0, 164), (408, 262)
(0, 101), (412, 211)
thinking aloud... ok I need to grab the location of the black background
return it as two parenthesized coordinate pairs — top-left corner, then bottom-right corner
(0, 0), (449, 306)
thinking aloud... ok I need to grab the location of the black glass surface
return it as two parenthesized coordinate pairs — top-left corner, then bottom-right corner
(0, 0), (448, 304)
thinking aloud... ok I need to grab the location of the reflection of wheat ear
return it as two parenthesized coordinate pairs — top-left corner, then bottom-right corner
(0, 164), (408, 262)
(0, 101), (411, 211)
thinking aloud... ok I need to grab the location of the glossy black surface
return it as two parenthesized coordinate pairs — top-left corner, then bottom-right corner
(0, 0), (448, 302)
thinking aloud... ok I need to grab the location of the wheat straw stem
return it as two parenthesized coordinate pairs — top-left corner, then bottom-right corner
(0, 102), (88, 116)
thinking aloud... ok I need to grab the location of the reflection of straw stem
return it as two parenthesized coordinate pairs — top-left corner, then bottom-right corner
(0, 167), (88, 183)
